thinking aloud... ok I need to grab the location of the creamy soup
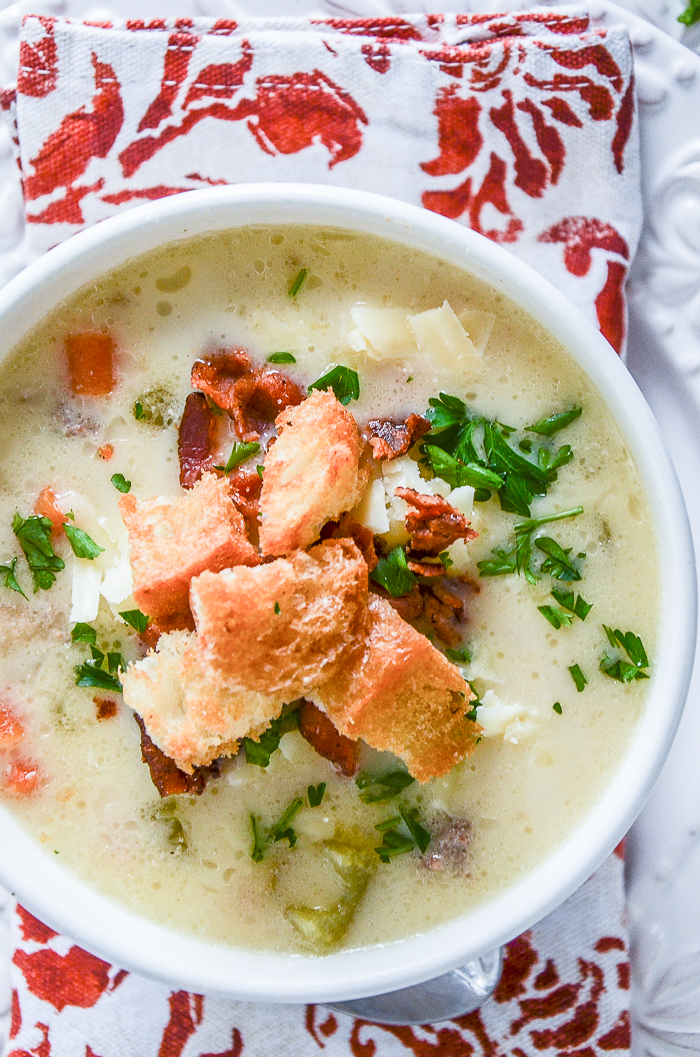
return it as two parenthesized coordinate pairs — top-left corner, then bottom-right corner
(0, 226), (657, 954)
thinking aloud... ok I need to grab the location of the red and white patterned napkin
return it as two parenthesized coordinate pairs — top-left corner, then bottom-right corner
(1, 9), (639, 1056)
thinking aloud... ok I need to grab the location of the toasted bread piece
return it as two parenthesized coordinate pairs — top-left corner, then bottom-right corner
(316, 595), (479, 782)
(119, 472), (258, 621)
(121, 630), (284, 772)
(259, 390), (366, 556)
(191, 538), (368, 697)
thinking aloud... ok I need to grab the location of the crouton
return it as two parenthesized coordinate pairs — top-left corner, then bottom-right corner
(121, 630), (285, 772)
(191, 539), (368, 697)
(259, 390), (366, 556)
(119, 472), (258, 621)
(316, 595), (479, 782)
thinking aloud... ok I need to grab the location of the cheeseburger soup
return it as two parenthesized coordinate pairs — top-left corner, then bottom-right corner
(0, 226), (657, 954)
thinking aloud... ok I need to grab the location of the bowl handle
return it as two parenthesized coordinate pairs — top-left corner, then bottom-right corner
(324, 948), (503, 1025)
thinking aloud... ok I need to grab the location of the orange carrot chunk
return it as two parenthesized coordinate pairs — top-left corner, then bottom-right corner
(4, 758), (41, 795)
(65, 333), (116, 396)
(0, 704), (23, 747)
(34, 486), (67, 535)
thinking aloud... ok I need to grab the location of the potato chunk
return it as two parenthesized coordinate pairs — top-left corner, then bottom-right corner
(121, 630), (283, 772)
(259, 390), (365, 556)
(316, 595), (479, 782)
(191, 539), (368, 698)
(119, 472), (258, 621)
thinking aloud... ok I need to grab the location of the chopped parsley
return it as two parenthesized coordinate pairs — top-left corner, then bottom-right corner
(600, 626), (650, 683)
(679, 0), (700, 24)
(242, 708), (301, 767)
(71, 622), (97, 644)
(568, 664), (588, 692)
(356, 769), (415, 803)
(535, 537), (581, 582)
(399, 804), (431, 854)
(288, 268), (308, 298)
(538, 605), (573, 630)
(422, 394), (579, 517)
(119, 608), (149, 633)
(256, 465), (264, 479)
(374, 803), (431, 863)
(274, 602), (281, 615)
(12, 514), (65, 592)
(445, 646), (471, 665)
(0, 558), (26, 599)
(308, 782), (326, 807)
(111, 473), (131, 494)
(551, 587), (592, 621)
(214, 441), (261, 474)
(75, 661), (122, 693)
(250, 814), (266, 863)
(553, 702), (563, 715)
(477, 507), (583, 585)
(369, 545), (416, 598)
(267, 351), (297, 364)
(526, 408), (582, 436)
(134, 400), (145, 420)
(64, 524), (104, 561)
(250, 797), (305, 861)
(308, 365), (360, 406)
(438, 551), (453, 571)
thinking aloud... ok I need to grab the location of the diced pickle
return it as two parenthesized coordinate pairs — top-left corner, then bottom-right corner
(153, 798), (188, 853)
(285, 839), (375, 952)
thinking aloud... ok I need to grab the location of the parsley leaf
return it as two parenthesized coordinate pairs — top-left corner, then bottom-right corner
(553, 702), (563, 715)
(679, 0), (700, 26)
(250, 814), (266, 863)
(133, 400), (145, 420)
(600, 626), (650, 683)
(0, 558), (27, 599)
(288, 268), (308, 298)
(551, 587), (592, 620)
(356, 769), (415, 803)
(478, 507), (583, 586)
(242, 709), (301, 767)
(64, 524), (104, 561)
(369, 546), (416, 598)
(526, 408), (582, 436)
(445, 646), (471, 664)
(270, 797), (304, 847)
(75, 662), (122, 693)
(71, 623), (97, 644)
(267, 351), (296, 364)
(568, 663), (588, 692)
(12, 513), (65, 592)
(399, 804), (431, 854)
(374, 827), (415, 863)
(111, 473), (131, 494)
(422, 445), (503, 490)
(308, 783), (326, 807)
(535, 537), (582, 581)
(119, 608), (149, 633)
(308, 365), (360, 406)
(214, 441), (261, 474)
(538, 605), (573, 629)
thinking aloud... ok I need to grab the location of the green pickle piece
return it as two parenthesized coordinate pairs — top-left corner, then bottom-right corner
(153, 798), (188, 853)
(285, 839), (375, 952)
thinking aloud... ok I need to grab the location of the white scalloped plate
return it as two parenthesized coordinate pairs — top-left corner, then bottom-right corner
(1, 1), (700, 1053)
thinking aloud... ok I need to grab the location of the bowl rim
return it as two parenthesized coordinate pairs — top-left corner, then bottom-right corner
(0, 182), (695, 1003)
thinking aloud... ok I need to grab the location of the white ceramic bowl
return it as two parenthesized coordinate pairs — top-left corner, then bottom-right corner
(0, 184), (695, 1003)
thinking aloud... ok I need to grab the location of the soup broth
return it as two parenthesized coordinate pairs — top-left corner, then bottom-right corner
(0, 226), (657, 953)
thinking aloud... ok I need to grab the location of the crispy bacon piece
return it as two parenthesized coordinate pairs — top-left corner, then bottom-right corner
(3, 758), (41, 795)
(134, 714), (218, 797)
(324, 515), (378, 571)
(178, 392), (215, 489)
(0, 703), (24, 747)
(424, 815), (472, 873)
(375, 582), (424, 621)
(367, 414), (431, 461)
(407, 559), (444, 577)
(94, 697), (118, 720)
(34, 486), (67, 535)
(65, 332), (116, 396)
(424, 589), (462, 647)
(98, 443), (114, 460)
(191, 349), (303, 440)
(395, 487), (477, 557)
(229, 468), (262, 521)
(298, 700), (358, 777)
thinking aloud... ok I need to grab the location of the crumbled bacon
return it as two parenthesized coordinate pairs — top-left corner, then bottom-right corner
(367, 414), (431, 461)
(98, 444), (114, 461)
(178, 392), (215, 489)
(324, 515), (378, 571)
(229, 468), (262, 521)
(135, 714), (218, 796)
(94, 697), (118, 720)
(65, 333), (116, 396)
(370, 582), (424, 621)
(0, 703), (24, 747)
(33, 486), (67, 535)
(423, 814), (472, 874)
(298, 700), (358, 777)
(191, 349), (303, 440)
(395, 487), (477, 557)
(407, 559), (444, 577)
(423, 589), (462, 647)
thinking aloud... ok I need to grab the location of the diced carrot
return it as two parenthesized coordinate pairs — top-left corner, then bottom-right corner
(98, 444), (114, 460)
(0, 704), (23, 747)
(4, 758), (41, 795)
(65, 332), (116, 396)
(34, 486), (67, 535)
